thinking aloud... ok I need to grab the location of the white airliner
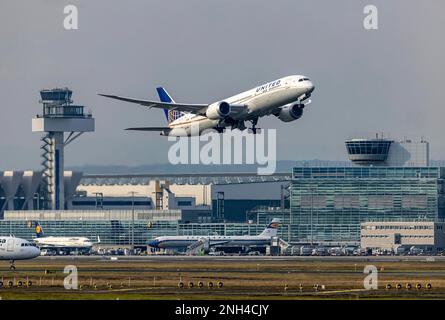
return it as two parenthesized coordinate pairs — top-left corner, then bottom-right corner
(0, 236), (40, 270)
(148, 218), (280, 251)
(33, 222), (95, 252)
(99, 75), (314, 136)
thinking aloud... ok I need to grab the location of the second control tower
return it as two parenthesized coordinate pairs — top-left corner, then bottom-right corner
(32, 88), (94, 210)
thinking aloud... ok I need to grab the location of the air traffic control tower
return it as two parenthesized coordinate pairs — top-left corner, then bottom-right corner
(32, 88), (94, 210)
(345, 135), (429, 167)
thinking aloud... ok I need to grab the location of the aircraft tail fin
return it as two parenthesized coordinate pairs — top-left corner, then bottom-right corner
(35, 221), (45, 238)
(258, 218), (280, 237)
(156, 87), (184, 124)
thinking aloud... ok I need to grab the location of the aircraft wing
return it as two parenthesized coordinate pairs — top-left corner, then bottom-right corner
(208, 240), (231, 246)
(125, 127), (171, 132)
(98, 94), (208, 115)
(186, 239), (231, 254)
(186, 238), (209, 255)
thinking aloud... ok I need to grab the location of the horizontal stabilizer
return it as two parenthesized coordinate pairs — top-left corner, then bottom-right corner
(125, 127), (171, 132)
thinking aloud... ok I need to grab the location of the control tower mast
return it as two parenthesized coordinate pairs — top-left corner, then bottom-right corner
(32, 88), (94, 210)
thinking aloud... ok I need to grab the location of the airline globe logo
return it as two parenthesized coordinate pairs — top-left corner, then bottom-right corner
(169, 110), (182, 122)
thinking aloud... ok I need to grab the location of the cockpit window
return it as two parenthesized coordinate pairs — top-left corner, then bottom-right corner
(298, 78), (310, 82)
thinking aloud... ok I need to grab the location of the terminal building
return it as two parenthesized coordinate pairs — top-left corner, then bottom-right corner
(360, 221), (445, 254)
(248, 136), (442, 246)
(0, 172), (289, 222)
(249, 167), (445, 245)
(75, 174), (289, 222)
(0, 172), (288, 247)
(288, 166), (445, 245)
(2, 129), (443, 249)
(0, 210), (265, 247)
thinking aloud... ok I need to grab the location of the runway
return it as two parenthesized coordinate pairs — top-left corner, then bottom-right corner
(33, 254), (445, 263)
(1, 255), (445, 299)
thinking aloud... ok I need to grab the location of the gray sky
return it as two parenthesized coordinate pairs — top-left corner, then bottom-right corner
(0, 0), (444, 169)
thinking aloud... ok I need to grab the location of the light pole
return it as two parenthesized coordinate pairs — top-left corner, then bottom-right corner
(34, 193), (40, 210)
(310, 187), (316, 246)
(128, 191), (139, 254)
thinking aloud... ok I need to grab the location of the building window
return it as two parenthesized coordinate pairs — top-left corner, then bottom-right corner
(334, 195), (360, 209)
(368, 195), (393, 209)
(402, 195), (427, 209)
(300, 195), (327, 208)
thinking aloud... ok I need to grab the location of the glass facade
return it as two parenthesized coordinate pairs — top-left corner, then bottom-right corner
(290, 167), (445, 245)
(0, 220), (179, 246)
(345, 140), (392, 157)
(345, 139), (392, 165)
(179, 223), (263, 237)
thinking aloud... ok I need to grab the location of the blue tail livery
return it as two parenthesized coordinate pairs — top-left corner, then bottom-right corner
(35, 221), (45, 238)
(156, 87), (184, 124)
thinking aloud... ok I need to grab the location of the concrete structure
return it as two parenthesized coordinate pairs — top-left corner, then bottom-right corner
(1, 171), (287, 222)
(361, 221), (445, 253)
(0, 171), (83, 218)
(346, 136), (429, 167)
(32, 88), (94, 210)
(21, 171), (43, 210)
(76, 174), (289, 221)
(0, 171), (24, 214)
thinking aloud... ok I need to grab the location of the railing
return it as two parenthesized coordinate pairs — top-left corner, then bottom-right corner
(40, 105), (91, 118)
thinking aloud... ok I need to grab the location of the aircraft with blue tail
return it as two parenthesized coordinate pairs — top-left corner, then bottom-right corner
(148, 218), (281, 251)
(99, 75), (314, 136)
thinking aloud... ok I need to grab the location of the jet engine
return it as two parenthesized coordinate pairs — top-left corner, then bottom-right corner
(276, 104), (304, 122)
(206, 101), (231, 120)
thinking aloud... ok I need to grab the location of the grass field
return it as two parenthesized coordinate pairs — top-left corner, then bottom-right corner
(0, 257), (444, 300)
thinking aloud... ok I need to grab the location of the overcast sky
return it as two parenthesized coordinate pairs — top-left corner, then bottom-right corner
(0, 0), (444, 169)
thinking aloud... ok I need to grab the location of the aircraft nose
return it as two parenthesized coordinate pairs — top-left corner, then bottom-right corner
(306, 81), (315, 93)
(148, 240), (159, 248)
(33, 247), (41, 257)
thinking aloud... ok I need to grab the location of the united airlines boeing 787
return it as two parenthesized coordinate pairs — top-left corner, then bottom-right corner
(99, 75), (314, 136)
